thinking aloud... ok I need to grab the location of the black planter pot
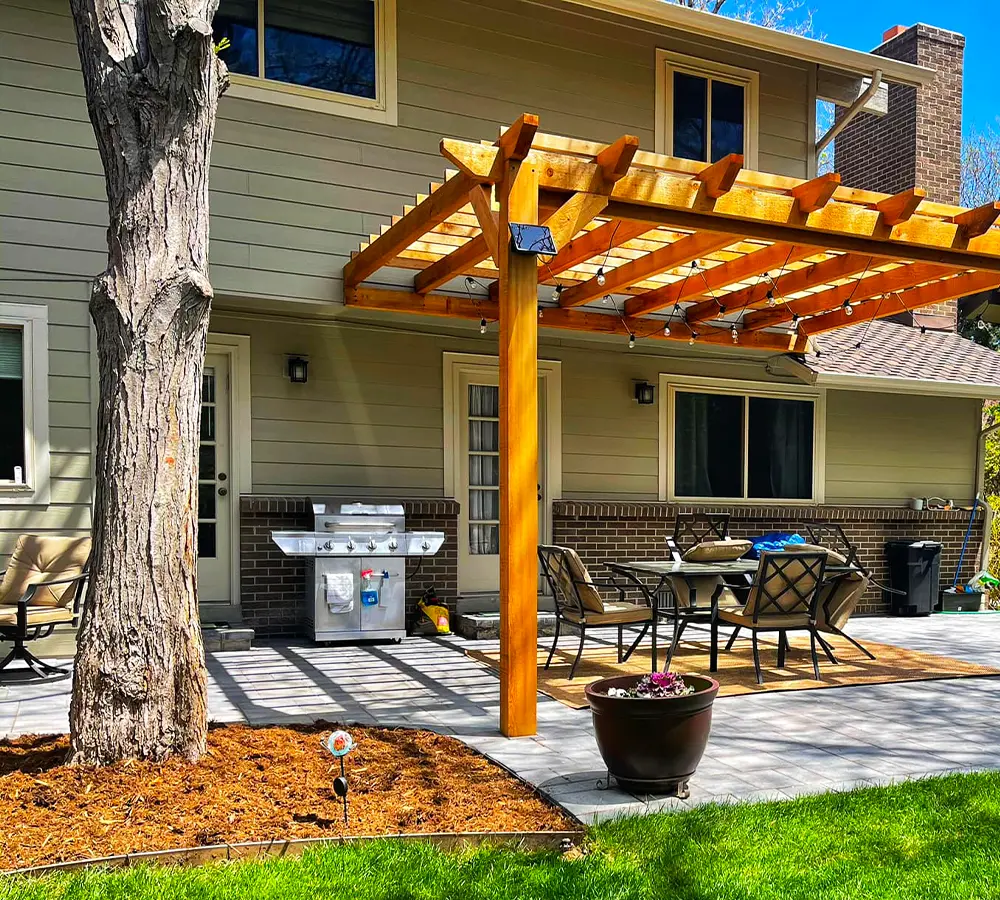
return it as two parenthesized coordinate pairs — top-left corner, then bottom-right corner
(584, 673), (720, 798)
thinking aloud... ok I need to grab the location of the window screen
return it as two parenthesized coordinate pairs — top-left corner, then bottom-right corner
(673, 391), (743, 498)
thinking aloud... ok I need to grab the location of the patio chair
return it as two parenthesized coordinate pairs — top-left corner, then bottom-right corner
(537, 545), (654, 680)
(709, 549), (829, 684)
(797, 522), (901, 598)
(0, 534), (91, 678)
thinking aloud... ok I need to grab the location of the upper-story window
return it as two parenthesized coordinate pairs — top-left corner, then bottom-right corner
(213, 0), (397, 124)
(655, 51), (759, 168)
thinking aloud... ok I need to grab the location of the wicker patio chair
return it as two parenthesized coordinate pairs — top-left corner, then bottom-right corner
(709, 549), (829, 684)
(0, 534), (91, 677)
(537, 545), (654, 680)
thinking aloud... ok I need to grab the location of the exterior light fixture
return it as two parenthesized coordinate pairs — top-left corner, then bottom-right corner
(633, 381), (655, 405)
(287, 356), (309, 384)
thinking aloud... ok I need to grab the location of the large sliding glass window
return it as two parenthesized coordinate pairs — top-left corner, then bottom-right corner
(670, 387), (816, 502)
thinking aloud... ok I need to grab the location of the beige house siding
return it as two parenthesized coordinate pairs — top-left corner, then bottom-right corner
(212, 312), (981, 508)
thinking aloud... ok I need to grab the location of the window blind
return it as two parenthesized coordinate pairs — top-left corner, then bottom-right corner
(0, 328), (22, 381)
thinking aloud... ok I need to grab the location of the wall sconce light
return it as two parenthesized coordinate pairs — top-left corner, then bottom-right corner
(287, 356), (309, 384)
(633, 381), (655, 405)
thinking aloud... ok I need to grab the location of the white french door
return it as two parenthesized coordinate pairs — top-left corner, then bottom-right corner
(197, 353), (233, 606)
(456, 370), (549, 594)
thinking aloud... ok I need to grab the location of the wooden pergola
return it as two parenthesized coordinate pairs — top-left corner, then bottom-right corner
(343, 114), (1000, 737)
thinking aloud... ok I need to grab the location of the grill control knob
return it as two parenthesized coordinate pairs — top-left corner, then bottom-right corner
(388, 538), (398, 552)
(323, 540), (333, 551)
(346, 539), (356, 552)
(421, 540), (430, 552)
(367, 539), (377, 552)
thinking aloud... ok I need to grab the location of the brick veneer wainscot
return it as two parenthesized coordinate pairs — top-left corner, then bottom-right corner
(553, 500), (984, 615)
(239, 496), (459, 637)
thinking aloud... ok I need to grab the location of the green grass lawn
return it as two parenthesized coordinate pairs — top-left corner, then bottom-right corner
(6, 771), (1000, 900)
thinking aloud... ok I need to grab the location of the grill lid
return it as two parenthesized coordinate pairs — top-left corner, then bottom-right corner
(311, 500), (405, 517)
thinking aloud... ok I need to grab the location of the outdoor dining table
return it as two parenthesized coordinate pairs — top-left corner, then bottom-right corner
(606, 558), (861, 672)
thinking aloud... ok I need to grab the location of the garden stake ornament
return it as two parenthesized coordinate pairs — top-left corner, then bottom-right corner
(324, 730), (355, 824)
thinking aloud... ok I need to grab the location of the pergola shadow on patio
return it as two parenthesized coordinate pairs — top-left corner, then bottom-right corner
(343, 114), (1000, 736)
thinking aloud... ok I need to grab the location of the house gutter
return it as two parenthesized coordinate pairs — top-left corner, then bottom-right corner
(815, 69), (883, 161)
(563, 0), (933, 86)
(811, 371), (1000, 400)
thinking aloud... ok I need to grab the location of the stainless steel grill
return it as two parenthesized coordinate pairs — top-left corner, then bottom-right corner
(271, 500), (445, 643)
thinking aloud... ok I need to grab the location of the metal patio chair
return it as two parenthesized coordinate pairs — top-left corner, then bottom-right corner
(0, 534), (91, 678)
(537, 545), (654, 680)
(710, 549), (829, 684)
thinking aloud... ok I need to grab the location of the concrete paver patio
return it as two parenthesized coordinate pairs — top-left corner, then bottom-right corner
(2, 614), (999, 822)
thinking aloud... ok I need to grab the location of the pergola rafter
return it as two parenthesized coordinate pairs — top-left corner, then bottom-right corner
(341, 115), (1000, 738)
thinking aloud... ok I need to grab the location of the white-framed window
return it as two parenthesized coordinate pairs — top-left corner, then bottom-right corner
(659, 376), (824, 504)
(654, 50), (759, 168)
(0, 304), (50, 506)
(213, 0), (398, 124)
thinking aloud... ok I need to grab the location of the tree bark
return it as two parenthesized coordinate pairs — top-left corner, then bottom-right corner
(67, 0), (227, 764)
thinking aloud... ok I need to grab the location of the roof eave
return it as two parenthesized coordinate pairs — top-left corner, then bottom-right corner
(813, 371), (1000, 398)
(568, 0), (935, 87)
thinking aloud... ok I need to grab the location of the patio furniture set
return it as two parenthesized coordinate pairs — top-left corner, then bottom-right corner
(538, 514), (891, 684)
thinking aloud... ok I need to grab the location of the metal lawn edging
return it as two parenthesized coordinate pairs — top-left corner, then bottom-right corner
(2, 830), (585, 879)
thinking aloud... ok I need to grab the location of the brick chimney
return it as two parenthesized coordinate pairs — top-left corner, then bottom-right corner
(834, 24), (965, 326)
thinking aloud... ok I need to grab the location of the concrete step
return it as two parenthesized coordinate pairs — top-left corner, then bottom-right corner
(201, 625), (255, 652)
(454, 610), (559, 640)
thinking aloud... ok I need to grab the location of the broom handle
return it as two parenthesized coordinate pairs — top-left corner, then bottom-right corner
(952, 497), (979, 590)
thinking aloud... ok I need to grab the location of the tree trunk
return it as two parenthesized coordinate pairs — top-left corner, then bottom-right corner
(67, 0), (227, 764)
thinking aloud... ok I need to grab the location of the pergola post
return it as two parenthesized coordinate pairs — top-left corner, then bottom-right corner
(498, 157), (539, 738)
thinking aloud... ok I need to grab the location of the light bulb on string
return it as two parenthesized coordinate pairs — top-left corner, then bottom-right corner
(602, 294), (611, 305)
(731, 325), (739, 343)
(479, 317), (487, 334)
(627, 333), (636, 350)
(843, 300), (853, 316)
(688, 331), (698, 346)
(920, 325), (927, 334)
(551, 285), (563, 302)
(596, 268), (606, 287)
(663, 323), (671, 337)
(766, 289), (776, 307)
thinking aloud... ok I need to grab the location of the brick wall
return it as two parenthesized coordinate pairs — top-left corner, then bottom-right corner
(239, 496), (459, 637)
(553, 500), (983, 615)
(834, 24), (965, 323)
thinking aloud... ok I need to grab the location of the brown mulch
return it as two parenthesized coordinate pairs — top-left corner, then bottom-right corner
(0, 723), (575, 871)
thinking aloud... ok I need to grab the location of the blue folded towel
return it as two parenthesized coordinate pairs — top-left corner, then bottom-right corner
(747, 532), (805, 559)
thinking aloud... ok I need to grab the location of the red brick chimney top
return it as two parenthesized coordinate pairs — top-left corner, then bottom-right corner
(882, 25), (909, 42)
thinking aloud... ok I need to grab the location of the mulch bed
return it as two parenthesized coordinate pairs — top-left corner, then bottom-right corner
(0, 723), (575, 870)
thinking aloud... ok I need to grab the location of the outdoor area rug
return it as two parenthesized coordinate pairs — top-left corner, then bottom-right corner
(466, 635), (1000, 709)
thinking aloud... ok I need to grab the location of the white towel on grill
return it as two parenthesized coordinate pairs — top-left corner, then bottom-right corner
(324, 572), (354, 614)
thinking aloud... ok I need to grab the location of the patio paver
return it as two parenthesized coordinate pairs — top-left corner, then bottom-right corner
(1, 613), (998, 822)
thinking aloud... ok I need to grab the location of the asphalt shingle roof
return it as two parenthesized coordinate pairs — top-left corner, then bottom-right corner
(807, 320), (1000, 388)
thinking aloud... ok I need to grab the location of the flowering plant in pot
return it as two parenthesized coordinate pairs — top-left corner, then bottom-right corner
(585, 671), (719, 798)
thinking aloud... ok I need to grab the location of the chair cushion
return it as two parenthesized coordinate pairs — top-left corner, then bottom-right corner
(717, 608), (811, 629)
(682, 539), (752, 563)
(0, 606), (74, 628)
(551, 546), (605, 614)
(668, 575), (741, 610)
(789, 542), (848, 565)
(0, 535), (90, 609)
(563, 602), (651, 626)
(816, 572), (870, 632)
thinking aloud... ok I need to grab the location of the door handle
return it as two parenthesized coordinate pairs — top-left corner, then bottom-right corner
(218, 487), (228, 497)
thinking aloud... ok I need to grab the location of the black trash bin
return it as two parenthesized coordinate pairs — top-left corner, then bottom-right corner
(884, 540), (942, 615)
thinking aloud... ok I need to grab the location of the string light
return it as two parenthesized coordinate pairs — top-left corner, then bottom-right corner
(688, 331), (698, 345)
(479, 317), (487, 334)
(628, 332), (636, 349)
(843, 300), (854, 316)
(551, 285), (563, 302)
(538, 307), (543, 318)
(731, 325), (739, 343)
(920, 325), (927, 334)
(596, 267), (606, 287)
(663, 323), (671, 336)
(791, 313), (800, 327)
(602, 294), (611, 305)
(766, 288), (776, 307)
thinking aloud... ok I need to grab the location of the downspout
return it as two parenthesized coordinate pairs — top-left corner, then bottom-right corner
(815, 69), (883, 168)
(974, 420), (1000, 574)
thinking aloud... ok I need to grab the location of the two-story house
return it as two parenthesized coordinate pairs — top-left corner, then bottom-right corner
(3, 0), (999, 640)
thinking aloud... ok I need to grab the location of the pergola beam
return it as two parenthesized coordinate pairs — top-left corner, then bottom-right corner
(543, 219), (652, 278)
(346, 285), (811, 352)
(559, 231), (737, 308)
(953, 202), (1000, 239)
(695, 153), (743, 199)
(791, 173), (841, 213)
(877, 188), (926, 226)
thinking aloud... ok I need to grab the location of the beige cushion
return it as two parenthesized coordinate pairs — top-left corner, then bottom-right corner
(551, 546), (605, 614)
(563, 601), (651, 626)
(0, 606), (74, 628)
(816, 572), (869, 632)
(0, 535), (90, 609)
(790, 542), (848, 565)
(718, 608), (811, 629)
(668, 575), (741, 610)
(682, 539), (752, 563)
(741, 552), (824, 619)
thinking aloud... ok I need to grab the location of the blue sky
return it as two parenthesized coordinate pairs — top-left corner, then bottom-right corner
(811, 0), (995, 134)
